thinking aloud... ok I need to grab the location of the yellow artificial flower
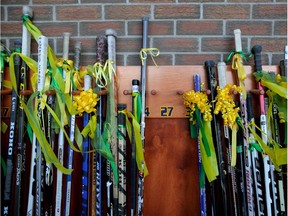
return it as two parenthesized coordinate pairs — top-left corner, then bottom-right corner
(214, 84), (241, 127)
(183, 90), (212, 122)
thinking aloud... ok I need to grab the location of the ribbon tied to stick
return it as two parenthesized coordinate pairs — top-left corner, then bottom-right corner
(139, 48), (160, 66)
(118, 109), (148, 177)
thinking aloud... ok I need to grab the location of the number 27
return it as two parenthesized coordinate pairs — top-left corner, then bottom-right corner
(160, 106), (174, 117)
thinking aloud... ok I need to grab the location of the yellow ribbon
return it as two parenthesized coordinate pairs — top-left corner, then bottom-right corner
(22, 92), (79, 174)
(92, 62), (107, 88)
(81, 115), (97, 139)
(139, 48), (160, 66)
(72, 69), (85, 90)
(86, 60), (116, 89)
(200, 121), (219, 182)
(248, 122), (287, 170)
(3, 80), (12, 89)
(103, 59), (116, 82)
(119, 109), (148, 177)
(232, 54), (247, 99)
(1, 121), (8, 133)
(56, 58), (74, 94)
(23, 16), (58, 69)
(261, 79), (288, 99)
(231, 123), (238, 167)
(9, 52), (37, 94)
(22, 15), (66, 96)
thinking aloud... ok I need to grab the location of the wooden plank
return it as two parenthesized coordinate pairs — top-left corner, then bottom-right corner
(143, 118), (200, 216)
(117, 65), (279, 118)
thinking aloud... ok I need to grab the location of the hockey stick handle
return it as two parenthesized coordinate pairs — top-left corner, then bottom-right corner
(279, 45), (287, 77)
(217, 61), (227, 89)
(251, 45), (262, 72)
(233, 29), (242, 52)
(21, 6), (33, 56)
(204, 60), (216, 102)
(37, 36), (48, 90)
(74, 41), (81, 70)
(246, 93), (254, 121)
(63, 32), (70, 59)
(194, 74), (201, 92)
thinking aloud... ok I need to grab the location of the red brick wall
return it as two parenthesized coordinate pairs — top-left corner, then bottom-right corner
(1, 1), (287, 66)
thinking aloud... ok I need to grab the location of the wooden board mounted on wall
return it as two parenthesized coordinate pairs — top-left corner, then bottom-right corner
(117, 65), (279, 118)
(116, 65), (280, 216)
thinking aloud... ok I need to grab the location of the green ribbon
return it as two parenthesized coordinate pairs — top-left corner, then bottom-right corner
(195, 107), (211, 157)
(119, 109), (149, 177)
(199, 164), (205, 188)
(132, 92), (142, 123)
(189, 112), (198, 139)
(236, 116), (244, 130)
(27, 123), (33, 144)
(0, 49), (10, 72)
(117, 125), (126, 140)
(226, 50), (252, 63)
(92, 122), (118, 184)
(1, 155), (6, 176)
(237, 145), (243, 153)
(249, 142), (263, 152)
(22, 91), (73, 174)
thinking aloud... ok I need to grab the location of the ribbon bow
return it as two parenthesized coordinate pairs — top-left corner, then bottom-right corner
(56, 58), (74, 72)
(73, 88), (99, 116)
(139, 48), (160, 66)
(72, 68), (85, 90)
(231, 54), (247, 99)
(87, 60), (116, 88)
(226, 50), (252, 63)
(56, 58), (74, 94)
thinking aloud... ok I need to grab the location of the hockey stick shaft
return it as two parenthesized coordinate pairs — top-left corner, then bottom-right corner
(234, 29), (254, 216)
(55, 32), (70, 216)
(65, 41), (81, 216)
(117, 104), (127, 215)
(2, 40), (22, 216)
(106, 28), (118, 216)
(138, 16), (149, 216)
(194, 74), (207, 216)
(217, 61), (239, 216)
(205, 60), (228, 216)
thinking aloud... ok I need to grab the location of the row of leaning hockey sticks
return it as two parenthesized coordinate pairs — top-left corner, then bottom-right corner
(182, 29), (287, 216)
(1, 6), (287, 216)
(1, 6), (154, 216)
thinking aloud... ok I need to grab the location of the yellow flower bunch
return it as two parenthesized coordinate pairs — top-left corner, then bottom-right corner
(183, 90), (212, 121)
(214, 84), (242, 127)
(73, 88), (99, 116)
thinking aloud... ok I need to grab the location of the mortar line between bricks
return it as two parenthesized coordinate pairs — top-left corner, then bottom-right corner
(101, 4), (105, 20)
(222, 20), (225, 36)
(200, 3), (203, 19)
(271, 20), (275, 36)
(3, 7), (7, 21)
(52, 5), (56, 22)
